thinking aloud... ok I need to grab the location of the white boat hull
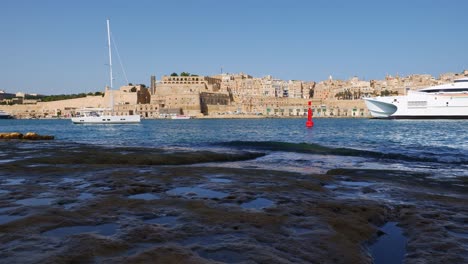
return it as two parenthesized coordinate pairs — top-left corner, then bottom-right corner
(364, 93), (468, 119)
(170, 115), (191, 120)
(363, 98), (398, 118)
(72, 115), (141, 124)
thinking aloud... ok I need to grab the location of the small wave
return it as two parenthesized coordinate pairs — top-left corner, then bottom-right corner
(219, 141), (463, 164)
(15, 145), (265, 166)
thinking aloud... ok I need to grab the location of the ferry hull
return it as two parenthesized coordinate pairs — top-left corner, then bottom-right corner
(388, 115), (468, 119)
(364, 91), (468, 119)
(364, 98), (397, 118)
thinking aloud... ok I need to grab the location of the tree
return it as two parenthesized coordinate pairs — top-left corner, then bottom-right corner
(170, 72), (178, 76)
(180, 72), (190, 76)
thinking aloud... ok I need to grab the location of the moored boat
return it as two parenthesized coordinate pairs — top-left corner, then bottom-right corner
(0, 110), (13, 119)
(170, 115), (191, 120)
(364, 77), (468, 119)
(71, 108), (140, 124)
(71, 19), (140, 124)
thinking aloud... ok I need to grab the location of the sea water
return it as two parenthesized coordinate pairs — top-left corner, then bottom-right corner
(1, 118), (466, 178)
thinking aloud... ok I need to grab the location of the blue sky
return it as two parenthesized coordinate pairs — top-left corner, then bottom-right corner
(1, 0), (467, 95)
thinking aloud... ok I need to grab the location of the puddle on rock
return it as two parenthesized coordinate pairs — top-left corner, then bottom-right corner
(2, 179), (26, 185)
(62, 178), (81, 184)
(144, 216), (178, 227)
(76, 183), (91, 189)
(0, 207), (18, 213)
(209, 178), (232, 183)
(0, 214), (26, 225)
(42, 223), (118, 238)
(241, 198), (274, 210)
(289, 227), (315, 235)
(369, 222), (407, 264)
(181, 233), (245, 246)
(78, 192), (94, 200)
(166, 187), (228, 199)
(446, 227), (468, 239)
(198, 249), (247, 263)
(128, 193), (160, 200)
(15, 198), (54, 206)
(448, 230), (468, 239)
(339, 181), (374, 187)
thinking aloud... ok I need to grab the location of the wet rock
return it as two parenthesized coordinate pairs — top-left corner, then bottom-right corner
(0, 132), (54, 140)
(0, 132), (23, 139)
(106, 245), (215, 264)
(23, 132), (54, 140)
(362, 187), (377, 194)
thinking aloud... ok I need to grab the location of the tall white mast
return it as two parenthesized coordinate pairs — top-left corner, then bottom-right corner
(107, 19), (113, 89)
(106, 19), (114, 113)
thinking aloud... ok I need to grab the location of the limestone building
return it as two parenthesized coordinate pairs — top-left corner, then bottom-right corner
(151, 75), (228, 116)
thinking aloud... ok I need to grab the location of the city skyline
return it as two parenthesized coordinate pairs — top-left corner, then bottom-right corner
(2, 0), (468, 95)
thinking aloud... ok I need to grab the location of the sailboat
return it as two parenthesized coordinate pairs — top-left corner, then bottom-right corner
(72, 19), (141, 124)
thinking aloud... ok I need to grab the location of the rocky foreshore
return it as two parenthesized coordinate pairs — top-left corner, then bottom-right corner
(0, 143), (466, 263)
(0, 132), (54, 140)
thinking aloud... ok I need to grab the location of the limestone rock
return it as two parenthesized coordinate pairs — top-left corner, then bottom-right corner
(0, 132), (54, 140)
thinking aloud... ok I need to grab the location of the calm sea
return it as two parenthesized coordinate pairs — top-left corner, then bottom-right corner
(1, 118), (467, 178)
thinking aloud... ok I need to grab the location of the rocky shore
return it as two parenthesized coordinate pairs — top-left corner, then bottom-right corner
(0, 142), (466, 263)
(0, 132), (54, 140)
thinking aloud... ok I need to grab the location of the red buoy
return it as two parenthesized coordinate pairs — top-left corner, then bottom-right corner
(306, 101), (314, 128)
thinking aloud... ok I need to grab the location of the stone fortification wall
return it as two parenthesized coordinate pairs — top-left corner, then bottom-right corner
(2, 95), (106, 118)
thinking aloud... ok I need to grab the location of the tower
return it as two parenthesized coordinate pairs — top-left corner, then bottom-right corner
(151, 75), (156, 95)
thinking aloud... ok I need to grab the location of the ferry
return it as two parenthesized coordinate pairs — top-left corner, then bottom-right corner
(0, 110), (13, 119)
(364, 77), (468, 119)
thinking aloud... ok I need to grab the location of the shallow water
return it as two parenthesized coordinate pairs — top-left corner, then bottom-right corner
(144, 216), (179, 226)
(42, 223), (118, 238)
(241, 198), (274, 210)
(166, 186), (228, 199)
(15, 198), (54, 206)
(370, 222), (407, 264)
(0, 214), (25, 225)
(128, 193), (160, 200)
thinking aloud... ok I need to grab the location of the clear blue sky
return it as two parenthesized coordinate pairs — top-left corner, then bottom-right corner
(1, 0), (467, 95)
